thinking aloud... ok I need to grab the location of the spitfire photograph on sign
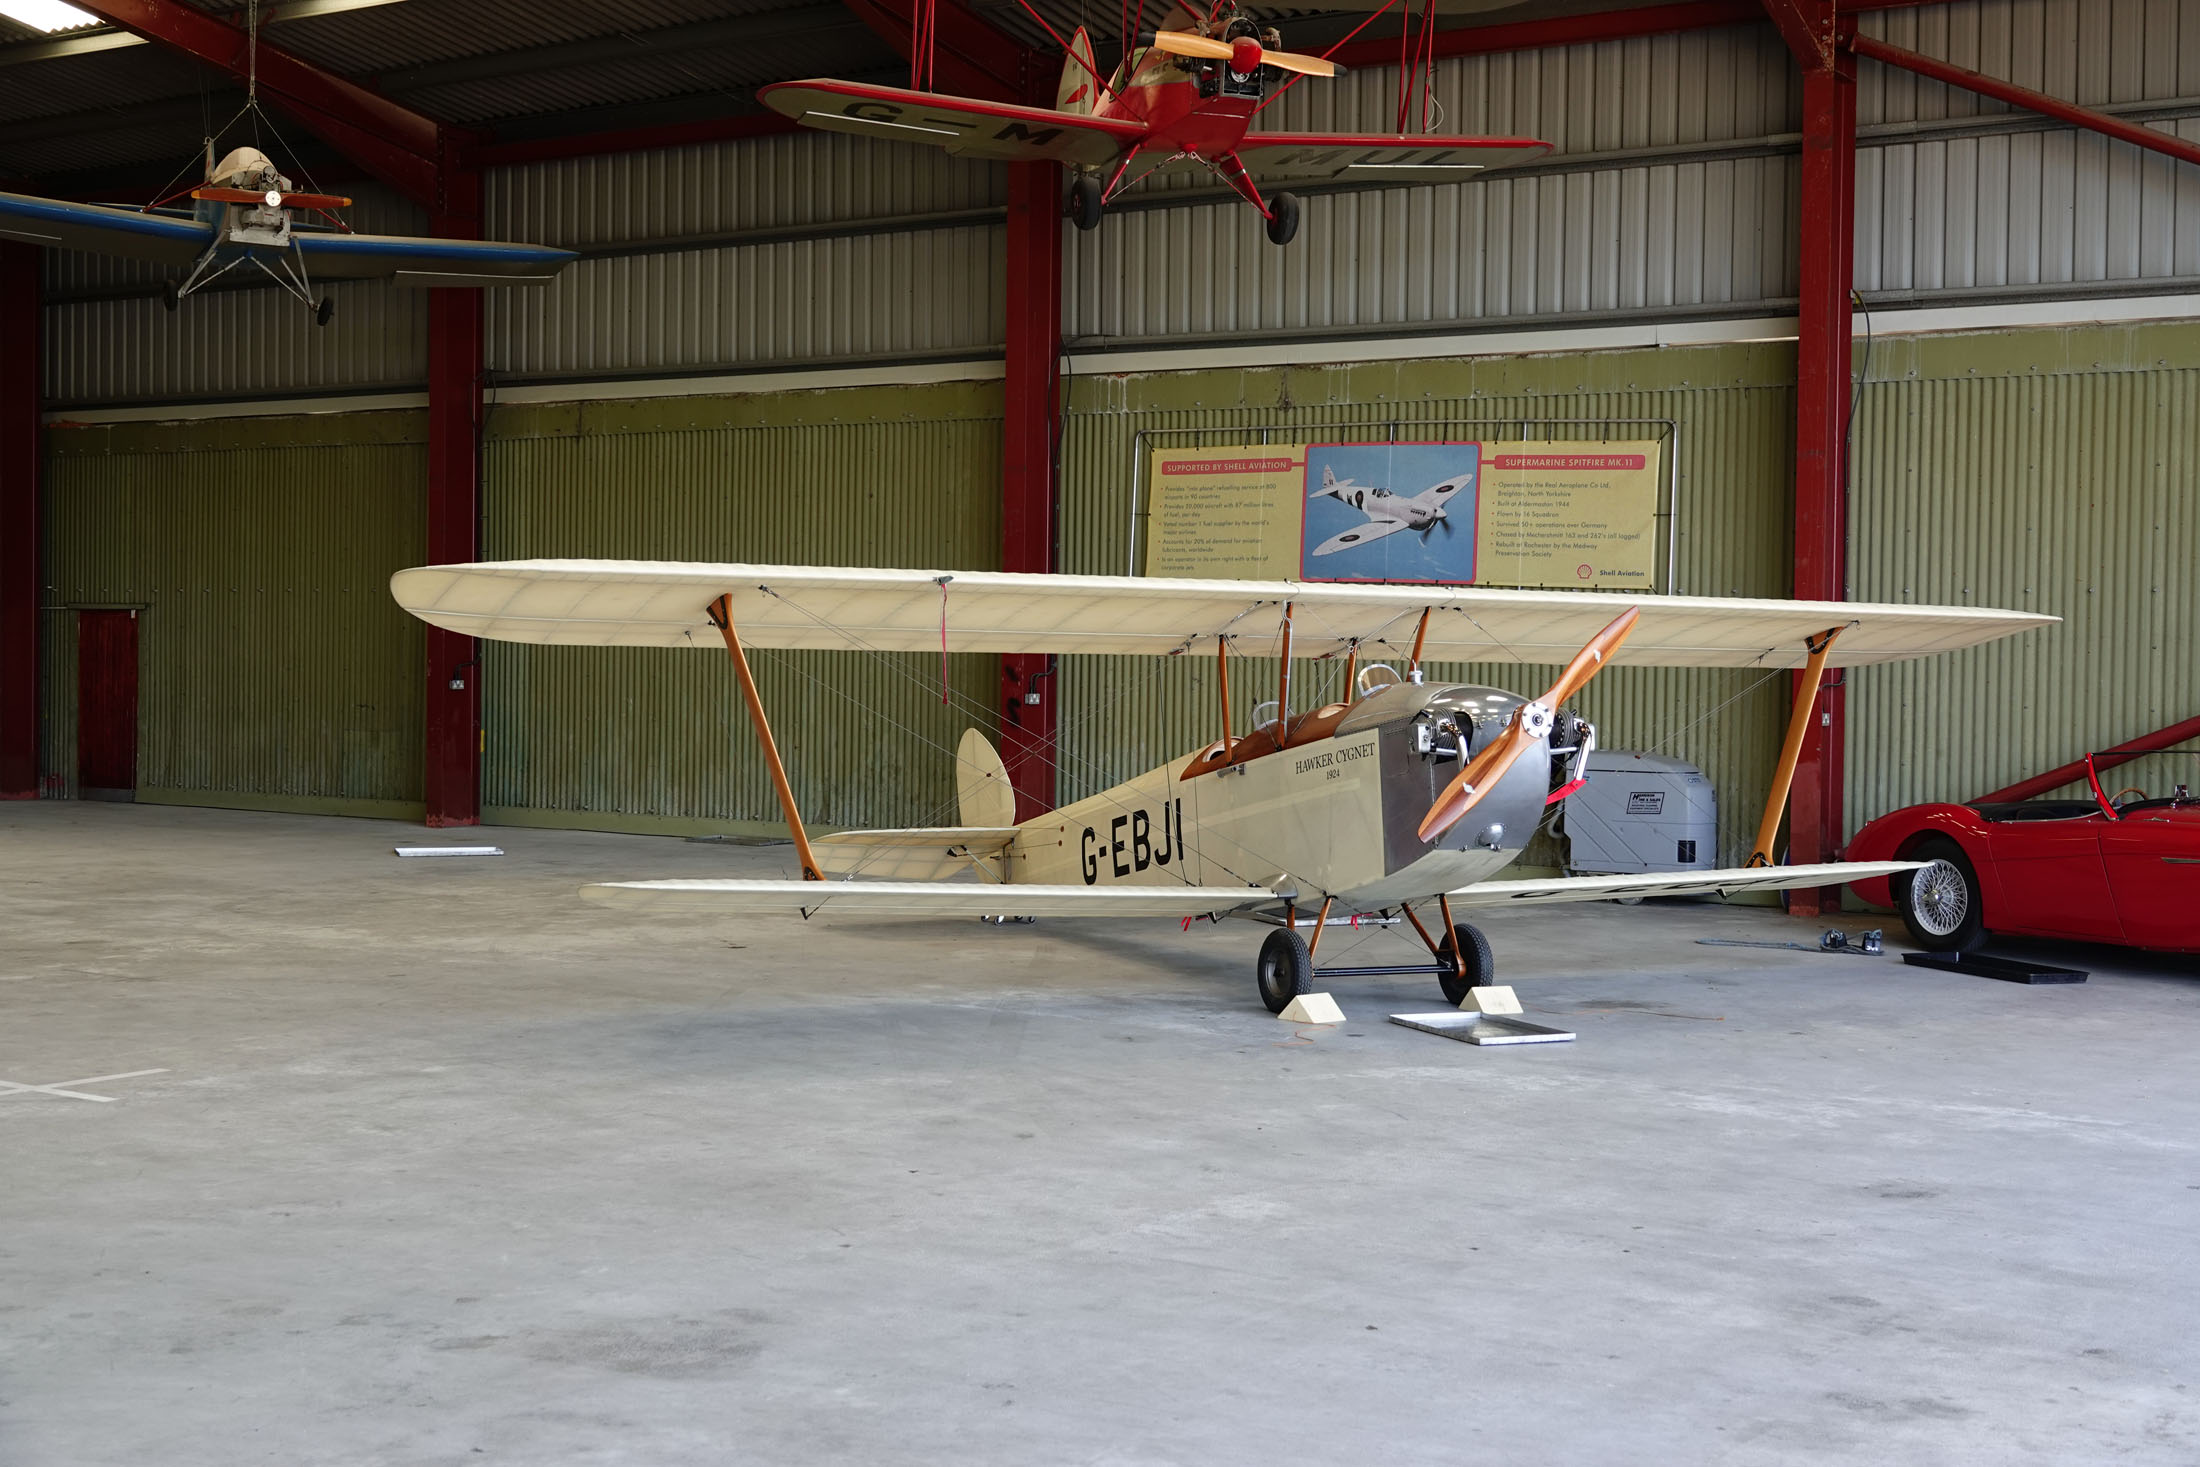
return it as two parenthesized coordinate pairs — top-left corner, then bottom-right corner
(1300, 443), (1481, 584)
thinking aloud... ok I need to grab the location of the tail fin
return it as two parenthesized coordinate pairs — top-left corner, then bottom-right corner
(1058, 27), (1099, 113)
(1311, 463), (1343, 500)
(957, 727), (1017, 828)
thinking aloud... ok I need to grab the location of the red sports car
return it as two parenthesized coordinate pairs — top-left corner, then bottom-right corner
(1846, 767), (2200, 954)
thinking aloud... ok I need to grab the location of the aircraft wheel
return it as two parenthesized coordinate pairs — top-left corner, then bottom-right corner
(1067, 174), (1104, 232)
(1435, 922), (1496, 1006)
(1894, 837), (1985, 952)
(315, 295), (335, 328)
(160, 281), (180, 313)
(1255, 926), (1313, 1014)
(1264, 191), (1301, 246)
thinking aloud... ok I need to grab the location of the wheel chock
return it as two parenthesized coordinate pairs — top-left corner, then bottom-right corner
(1462, 984), (1523, 1015)
(1279, 993), (1345, 1024)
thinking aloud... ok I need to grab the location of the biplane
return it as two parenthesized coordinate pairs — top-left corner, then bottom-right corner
(1308, 462), (1472, 557)
(0, 146), (575, 325)
(392, 561), (2054, 1013)
(759, 3), (1551, 244)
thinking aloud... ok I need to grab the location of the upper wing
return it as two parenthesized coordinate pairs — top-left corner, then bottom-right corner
(294, 232), (576, 286)
(761, 80), (1142, 166)
(390, 560), (2057, 670)
(582, 878), (1272, 918)
(0, 191), (209, 265)
(1235, 132), (1552, 185)
(1444, 861), (1919, 907)
(1311, 515), (1412, 557)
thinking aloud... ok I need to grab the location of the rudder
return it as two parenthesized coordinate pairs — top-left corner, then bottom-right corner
(1057, 27), (1099, 113)
(957, 727), (1017, 828)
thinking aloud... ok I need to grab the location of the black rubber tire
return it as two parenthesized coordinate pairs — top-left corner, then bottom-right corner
(315, 295), (336, 328)
(1256, 926), (1314, 1014)
(1068, 174), (1104, 232)
(1264, 191), (1301, 245)
(160, 281), (180, 313)
(1435, 922), (1496, 1005)
(1893, 836), (1987, 952)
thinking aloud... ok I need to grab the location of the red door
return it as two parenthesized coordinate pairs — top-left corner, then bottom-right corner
(77, 609), (138, 800)
(1984, 816), (2124, 942)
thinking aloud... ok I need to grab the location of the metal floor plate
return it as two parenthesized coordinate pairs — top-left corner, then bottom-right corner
(1389, 1011), (1577, 1045)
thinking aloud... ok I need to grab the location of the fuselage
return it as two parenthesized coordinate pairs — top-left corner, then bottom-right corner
(1006, 679), (1554, 909)
(1094, 47), (1261, 160)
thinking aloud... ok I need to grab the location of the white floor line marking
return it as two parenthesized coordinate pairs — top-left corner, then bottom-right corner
(0, 1069), (168, 1103)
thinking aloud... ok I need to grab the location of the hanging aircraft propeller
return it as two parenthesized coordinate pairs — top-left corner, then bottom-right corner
(1148, 28), (1345, 77)
(1417, 606), (1641, 844)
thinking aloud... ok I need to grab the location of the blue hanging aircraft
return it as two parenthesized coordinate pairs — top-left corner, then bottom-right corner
(0, 145), (576, 326)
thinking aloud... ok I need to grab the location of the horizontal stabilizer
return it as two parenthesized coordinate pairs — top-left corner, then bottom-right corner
(1446, 861), (1920, 908)
(813, 826), (1019, 881)
(582, 878), (1272, 919)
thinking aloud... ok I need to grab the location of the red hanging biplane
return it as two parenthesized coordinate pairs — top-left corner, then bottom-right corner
(761, 4), (1552, 244)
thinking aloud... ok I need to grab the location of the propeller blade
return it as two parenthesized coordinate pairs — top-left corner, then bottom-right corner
(1261, 49), (1341, 77)
(1546, 605), (1641, 707)
(1150, 29), (1233, 58)
(1415, 606), (1641, 844)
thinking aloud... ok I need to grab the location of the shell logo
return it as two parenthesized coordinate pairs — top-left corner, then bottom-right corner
(1575, 563), (1593, 580)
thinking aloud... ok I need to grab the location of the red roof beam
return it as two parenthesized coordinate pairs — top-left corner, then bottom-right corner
(1329, 0), (1966, 69)
(62, 0), (443, 206)
(1851, 32), (2200, 171)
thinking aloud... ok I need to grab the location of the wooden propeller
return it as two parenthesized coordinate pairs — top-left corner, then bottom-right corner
(1416, 606), (1641, 844)
(1150, 29), (1342, 76)
(191, 186), (352, 210)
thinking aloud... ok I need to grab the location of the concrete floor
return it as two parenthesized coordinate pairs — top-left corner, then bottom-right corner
(3, 802), (2197, 1466)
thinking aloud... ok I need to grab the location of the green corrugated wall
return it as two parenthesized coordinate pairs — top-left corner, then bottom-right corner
(36, 322), (2197, 849)
(39, 412), (427, 817)
(1846, 321), (2200, 817)
(478, 382), (1003, 835)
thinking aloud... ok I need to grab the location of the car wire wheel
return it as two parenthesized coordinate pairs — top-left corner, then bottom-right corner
(1908, 858), (1970, 937)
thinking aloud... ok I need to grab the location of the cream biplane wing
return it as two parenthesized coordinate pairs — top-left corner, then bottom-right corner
(759, 81), (1142, 165)
(1443, 862), (1921, 908)
(390, 560), (2055, 669)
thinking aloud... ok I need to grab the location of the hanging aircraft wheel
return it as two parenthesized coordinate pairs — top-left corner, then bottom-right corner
(315, 295), (335, 328)
(1893, 837), (1986, 953)
(160, 282), (179, 313)
(1264, 191), (1301, 246)
(1435, 922), (1496, 1006)
(1255, 926), (1314, 1014)
(1067, 174), (1104, 232)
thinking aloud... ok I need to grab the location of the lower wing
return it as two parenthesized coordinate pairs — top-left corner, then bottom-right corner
(583, 879), (1270, 918)
(0, 191), (209, 265)
(295, 232), (577, 286)
(1311, 514), (1411, 557)
(1444, 861), (1920, 907)
(1236, 132), (1551, 186)
(760, 80), (1142, 166)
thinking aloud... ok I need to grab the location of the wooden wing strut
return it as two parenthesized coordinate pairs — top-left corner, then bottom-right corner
(708, 593), (823, 881)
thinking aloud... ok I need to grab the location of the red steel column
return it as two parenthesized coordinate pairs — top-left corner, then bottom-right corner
(0, 243), (38, 799)
(424, 164), (484, 826)
(1000, 160), (1063, 820)
(1786, 17), (1856, 911)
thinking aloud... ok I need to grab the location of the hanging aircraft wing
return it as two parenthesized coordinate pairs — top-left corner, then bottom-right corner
(582, 878), (1276, 918)
(1310, 514), (1411, 557)
(0, 191), (210, 264)
(1445, 861), (1921, 908)
(759, 80), (1144, 166)
(292, 232), (577, 286)
(1234, 132), (1553, 185)
(390, 561), (2056, 670)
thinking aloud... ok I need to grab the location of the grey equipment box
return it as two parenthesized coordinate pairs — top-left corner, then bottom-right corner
(1563, 751), (1717, 875)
